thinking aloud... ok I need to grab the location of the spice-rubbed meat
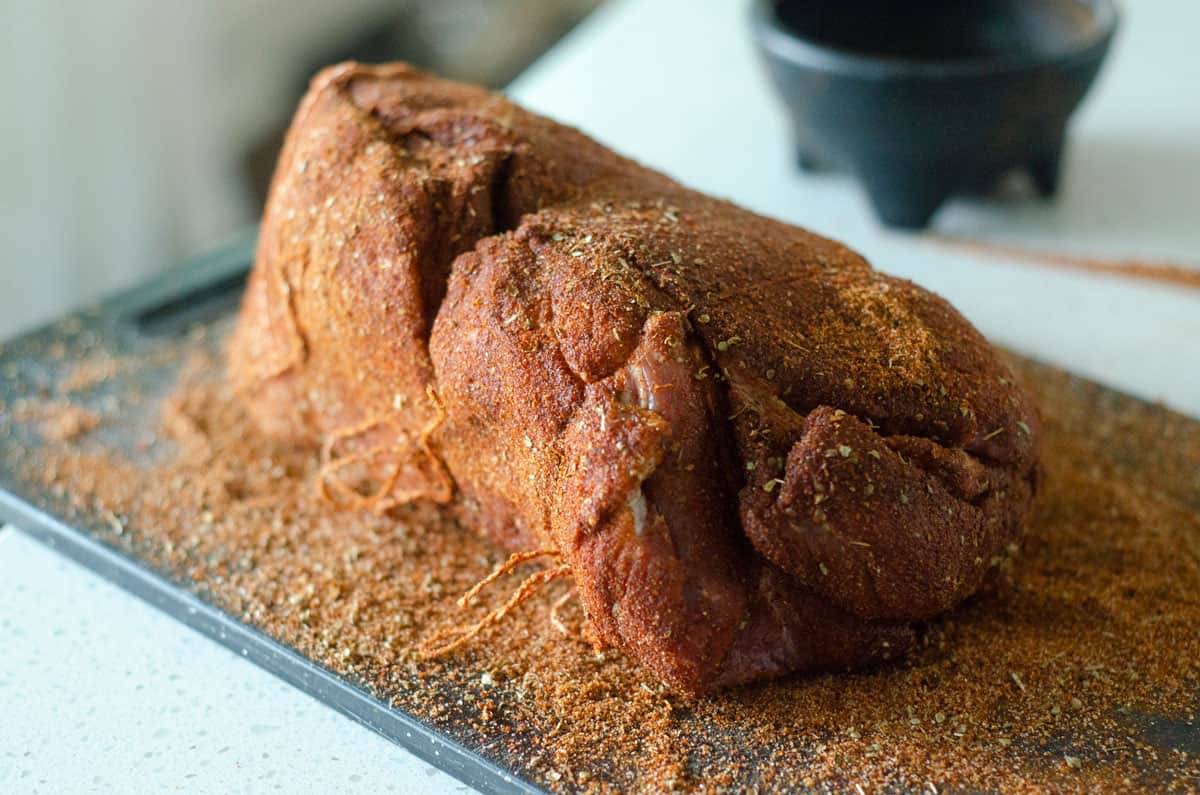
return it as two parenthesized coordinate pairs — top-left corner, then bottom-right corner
(229, 62), (1040, 696)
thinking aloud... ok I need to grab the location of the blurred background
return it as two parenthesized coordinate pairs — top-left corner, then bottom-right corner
(0, 0), (601, 340)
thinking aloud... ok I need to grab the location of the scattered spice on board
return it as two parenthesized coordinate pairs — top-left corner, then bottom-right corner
(11, 399), (102, 442)
(13, 348), (1200, 793)
(39, 404), (101, 442)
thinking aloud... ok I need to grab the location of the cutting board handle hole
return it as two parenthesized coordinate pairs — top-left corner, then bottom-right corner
(134, 270), (248, 337)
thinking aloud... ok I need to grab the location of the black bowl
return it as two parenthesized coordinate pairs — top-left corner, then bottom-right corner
(752, 0), (1119, 228)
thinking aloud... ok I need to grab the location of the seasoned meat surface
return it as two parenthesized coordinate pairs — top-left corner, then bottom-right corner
(230, 62), (1040, 696)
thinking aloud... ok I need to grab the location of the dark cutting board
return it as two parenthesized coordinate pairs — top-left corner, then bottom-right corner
(1, 236), (1197, 793)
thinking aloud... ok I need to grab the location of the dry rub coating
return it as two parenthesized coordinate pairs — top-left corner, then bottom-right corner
(229, 62), (1040, 696)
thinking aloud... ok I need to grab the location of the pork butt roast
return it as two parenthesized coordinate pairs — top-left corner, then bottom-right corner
(230, 63), (1040, 696)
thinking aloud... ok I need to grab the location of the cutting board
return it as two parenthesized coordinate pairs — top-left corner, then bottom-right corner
(1, 238), (1197, 793)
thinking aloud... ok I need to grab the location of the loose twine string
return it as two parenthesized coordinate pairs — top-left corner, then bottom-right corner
(317, 385), (451, 515)
(420, 548), (577, 659)
(311, 377), (577, 657)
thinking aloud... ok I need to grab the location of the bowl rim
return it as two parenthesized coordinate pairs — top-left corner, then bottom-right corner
(751, 0), (1120, 79)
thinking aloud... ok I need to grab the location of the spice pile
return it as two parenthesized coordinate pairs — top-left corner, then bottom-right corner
(7, 339), (1199, 793)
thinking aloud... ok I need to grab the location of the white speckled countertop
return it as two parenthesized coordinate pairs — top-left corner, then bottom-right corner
(3, 0), (1199, 792)
(0, 528), (465, 795)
